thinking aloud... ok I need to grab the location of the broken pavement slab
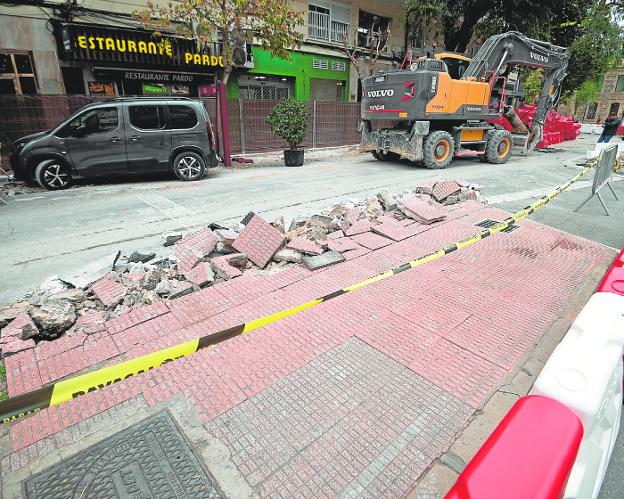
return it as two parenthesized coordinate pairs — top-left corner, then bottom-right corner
(399, 196), (448, 224)
(0, 313), (39, 340)
(185, 262), (215, 288)
(372, 220), (430, 242)
(302, 250), (345, 270)
(350, 231), (393, 250)
(345, 219), (376, 236)
(432, 181), (462, 202)
(168, 280), (196, 300)
(326, 237), (363, 253)
(287, 237), (324, 255)
(90, 277), (128, 308)
(232, 213), (285, 268)
(210, 254), (245, 280)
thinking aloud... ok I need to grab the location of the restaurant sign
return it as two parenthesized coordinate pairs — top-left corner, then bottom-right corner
(55, 22), (224, 70)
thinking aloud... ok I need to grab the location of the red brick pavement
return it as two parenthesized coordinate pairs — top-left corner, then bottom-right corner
(2, 200), (610, 497)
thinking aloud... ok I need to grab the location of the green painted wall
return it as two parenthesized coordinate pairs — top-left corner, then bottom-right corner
(227, 47), (350, 101)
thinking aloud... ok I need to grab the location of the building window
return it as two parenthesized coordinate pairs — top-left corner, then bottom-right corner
(0, 52), (38, 95)
(357, 11), (391, 50)
(609, 102), (620, 116)
(615, 75), (624, 92)
(308, 3), (350, 44)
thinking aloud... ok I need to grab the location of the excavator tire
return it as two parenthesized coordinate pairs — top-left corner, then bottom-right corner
(484, 130), (513, 164)
(372, 150), (401, 161)
(423, 131), (455, 169)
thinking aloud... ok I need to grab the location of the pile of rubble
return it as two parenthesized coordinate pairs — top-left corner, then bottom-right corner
(0, 180), (480, 357)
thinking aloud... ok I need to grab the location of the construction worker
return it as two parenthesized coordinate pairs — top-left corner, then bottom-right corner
(598, 112), (621, 143)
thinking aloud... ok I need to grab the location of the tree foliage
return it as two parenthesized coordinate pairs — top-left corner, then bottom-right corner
(404, 0), (623, 95)
(135, 0), (304, 84)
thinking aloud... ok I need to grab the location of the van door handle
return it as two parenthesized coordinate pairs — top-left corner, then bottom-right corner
(128, 136), (141, 142)
(110, 137), (121, 143)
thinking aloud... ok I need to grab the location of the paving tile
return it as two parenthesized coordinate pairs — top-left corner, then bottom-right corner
(350, 232), (393, 250)
(326, 237), (363, 253)
(233, 214), (285, 268)
(210, 254), (244, 280)
(345, 219), (376, 236)
(371, 220), (429, 242)
(89, 278), (128, 307)
(399, 196), (448, 224)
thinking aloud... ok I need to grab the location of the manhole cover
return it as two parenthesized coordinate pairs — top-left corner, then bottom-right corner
(25, 411), (221, 499)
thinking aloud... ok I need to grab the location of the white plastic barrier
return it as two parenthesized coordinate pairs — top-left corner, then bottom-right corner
(530, 292), (624, 499)
(586, 142), (624, 160)
(580, 123), (603, 135)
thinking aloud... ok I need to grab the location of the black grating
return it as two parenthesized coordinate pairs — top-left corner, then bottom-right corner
(476, 218), (520, 233)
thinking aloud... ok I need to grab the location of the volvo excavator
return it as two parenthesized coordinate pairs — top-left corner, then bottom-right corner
(360, 31), (570, 168)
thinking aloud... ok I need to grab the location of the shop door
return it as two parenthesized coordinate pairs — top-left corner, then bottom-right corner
(310, 79), (344, 102)
(124, 104), (171, 172)
(63, 106), (127, 176)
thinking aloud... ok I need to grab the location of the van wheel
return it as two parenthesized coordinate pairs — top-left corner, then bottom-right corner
(372, 151), (400, 161)
(173, 152), (205, 181)
(423, 131), (454, 169)
(484, 130), (513, 164)
(35, 159), (72, 190)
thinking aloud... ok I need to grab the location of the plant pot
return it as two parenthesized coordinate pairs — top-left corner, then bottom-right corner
(284, 149), (304, 167)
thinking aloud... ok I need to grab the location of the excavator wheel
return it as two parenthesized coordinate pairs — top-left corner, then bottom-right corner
(423, 131), (455, 169)
(372, 150), (401, 162)
(484, 130), (513, 164)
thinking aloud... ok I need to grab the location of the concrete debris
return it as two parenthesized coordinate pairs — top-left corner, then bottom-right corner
(30, 299), (77, 338)
(127, 251), (156, 263)
(51, 288), (87, 304)
(272, 216), (286, 234)
(273, 248), (304, 264)
(169, 280), (196, 299)
(143, 268), (162, 291)
(302, 251), (345, 270)
(39, 276), (69, 295)
(1, 314), (39, 340)
(162, 232), (183, 247)
(377, 191), (397, 211)
(4, 179), (480, 347)
(155, 279), (173, 296)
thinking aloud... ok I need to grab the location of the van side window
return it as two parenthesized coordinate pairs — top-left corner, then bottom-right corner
(56, 107), (118, 137)
(169, 105), (198, 129)
(129, 105), (166, 130)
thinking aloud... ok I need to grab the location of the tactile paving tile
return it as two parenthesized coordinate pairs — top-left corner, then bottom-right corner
(432, 181), (461, 202)
(206, 338), (472, 497)
(232, 213), (285, 268)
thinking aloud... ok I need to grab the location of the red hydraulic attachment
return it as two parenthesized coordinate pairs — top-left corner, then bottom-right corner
(597, 248), (624, 296)
(445, 395), (583, 499)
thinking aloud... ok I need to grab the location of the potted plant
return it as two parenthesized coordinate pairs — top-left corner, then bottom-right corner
(266, 99), (308, 166)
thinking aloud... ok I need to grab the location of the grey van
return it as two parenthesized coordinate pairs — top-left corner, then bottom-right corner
(10, 97), (219, 190)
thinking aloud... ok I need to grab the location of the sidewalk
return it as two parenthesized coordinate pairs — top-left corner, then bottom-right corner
(0, 200), (614, 497)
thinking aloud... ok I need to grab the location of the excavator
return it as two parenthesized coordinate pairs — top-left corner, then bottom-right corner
(360, 31), (570, 168)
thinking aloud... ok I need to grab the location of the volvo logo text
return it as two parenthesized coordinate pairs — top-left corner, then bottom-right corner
(367, 89), (394, 98)
(529, 52), (548, 63)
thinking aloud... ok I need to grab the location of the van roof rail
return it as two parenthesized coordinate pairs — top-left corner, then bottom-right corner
(103, 97), (195, 102)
